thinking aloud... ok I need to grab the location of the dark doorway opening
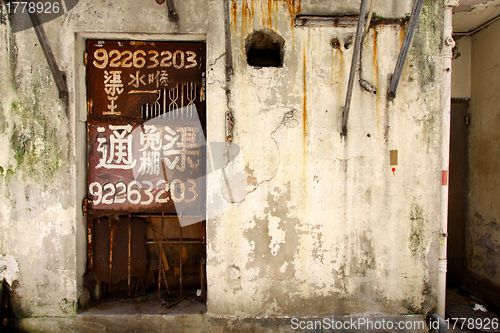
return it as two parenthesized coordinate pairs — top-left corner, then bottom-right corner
(446, 99), (500, 328)
(447, 98), (469, 289)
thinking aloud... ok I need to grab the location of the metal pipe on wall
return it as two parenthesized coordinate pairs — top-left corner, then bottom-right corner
(223, 0), (234, 142)
(387, 0), (425, 99)
(362, 0), (377, 42)
(28, 12), (68, 103)
(165, 0), (179, 22)
(438, 0), (462, 318)
(340, 0), (370, 137)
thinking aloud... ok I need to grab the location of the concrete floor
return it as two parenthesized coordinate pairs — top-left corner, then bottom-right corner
(11, 290), (451, 332)
(12, 289), (500, 332)
(446, 289), (500, 333)
(82, 291), (206, 316)
(18, 314), (429, 333)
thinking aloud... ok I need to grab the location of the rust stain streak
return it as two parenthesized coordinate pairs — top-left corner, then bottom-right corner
(250, 0), (256, 27)
(331, 41), (344, 115)
(109, 218), (115, 289)
(128, 219), (131, 296)
(398, 25), (408, 92)
(130, 41), (148, 46)
(267, 0), (273, 28)
(87, 218), (94, 271)
(303, 39), (307, 147)
(334, 44), (343, 108)
(241, 0), (247, 27)
(259, 0), (301, 28)
(330, 39), (342, 86)
(282, 0), (301, 20)
(283, 0), (301, 27)
(339, 50), (343, 97)
(331, 47), (334, 85)
(260, 1), (265, 26)
(399, 24), (406, 48)
(231, 0), (238, 29)
(274, 0), (279, 30)
(241, 0), (250, 38)
(303, 31), (308, 199)
(264, 0), (279, 30)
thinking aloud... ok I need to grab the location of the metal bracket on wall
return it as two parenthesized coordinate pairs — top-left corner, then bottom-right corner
(223, 0), (235, 143)
(340, 0), (370, 138)
(387, 0), (424, 100)
(28, 12), (68, 106)
(165, 0), (179, 22)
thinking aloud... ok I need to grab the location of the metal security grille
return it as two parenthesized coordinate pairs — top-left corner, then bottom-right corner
(141, 80), (204, 119)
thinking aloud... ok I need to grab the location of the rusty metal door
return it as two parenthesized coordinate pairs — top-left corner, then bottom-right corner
(85, 39), (206, 299)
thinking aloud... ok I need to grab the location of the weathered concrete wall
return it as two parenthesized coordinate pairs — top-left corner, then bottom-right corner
(0, 0), (220, 317)
(467, 18), (500, 295)
(0, 0), (445, 319)
(300, 0), (412, 17)
(451, 36), (471, 99)
(0, 5), (76, 317)
(206, 0), (444, 317)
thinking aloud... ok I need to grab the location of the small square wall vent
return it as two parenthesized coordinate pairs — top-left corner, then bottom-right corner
(245, 29), (285, 68)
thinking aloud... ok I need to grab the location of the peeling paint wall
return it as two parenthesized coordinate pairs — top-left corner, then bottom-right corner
(0, 0), (219, 317)
(453, 0), (500, 33)
(207, 0), (444, 317)
(0, 4), (76, 316)
(467, 18), (500, 294)
(451, 36), (471, 99)
(0, 0), (445, 319)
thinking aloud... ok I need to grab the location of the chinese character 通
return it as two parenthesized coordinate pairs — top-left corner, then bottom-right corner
(96, 125), (136, 170)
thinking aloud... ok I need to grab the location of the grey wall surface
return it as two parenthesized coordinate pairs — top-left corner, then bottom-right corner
(0, 0), (445, 318)
(466, 18), (500, 298)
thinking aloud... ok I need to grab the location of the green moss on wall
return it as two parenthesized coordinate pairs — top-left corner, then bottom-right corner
(9, 99), (62, 183)
(408, 0), (444, 92)
(0, 103), (7, 133)
(409, 204), (425, 259)
(419, 0), (444, 47)
(415, 109), (440, 142)
(0, 3), (7, 25)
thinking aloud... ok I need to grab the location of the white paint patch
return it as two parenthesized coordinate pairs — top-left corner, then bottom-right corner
(33, 137), (45, 158)
(279, 261), (288, 273)
(226, 266), (240, 281)
(268, 215), (285, 256)
(470, 0), (500, 14)
(0, 254), (20, 286)
(57, 268), (76, 292)
(248, 267), (260, 280)
(162, 315), (175, 322)
(0, 134), (11, 171)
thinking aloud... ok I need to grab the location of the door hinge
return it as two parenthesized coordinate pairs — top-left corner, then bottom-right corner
(465, 115), (470, 126)
(84, 52), (88, 67)
(82, 198), (91, 215)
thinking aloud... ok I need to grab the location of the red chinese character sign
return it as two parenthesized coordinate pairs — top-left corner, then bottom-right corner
(86, 40), (206, 218)
(86, 40), (205, 119)
(88, 114), (205, 215)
